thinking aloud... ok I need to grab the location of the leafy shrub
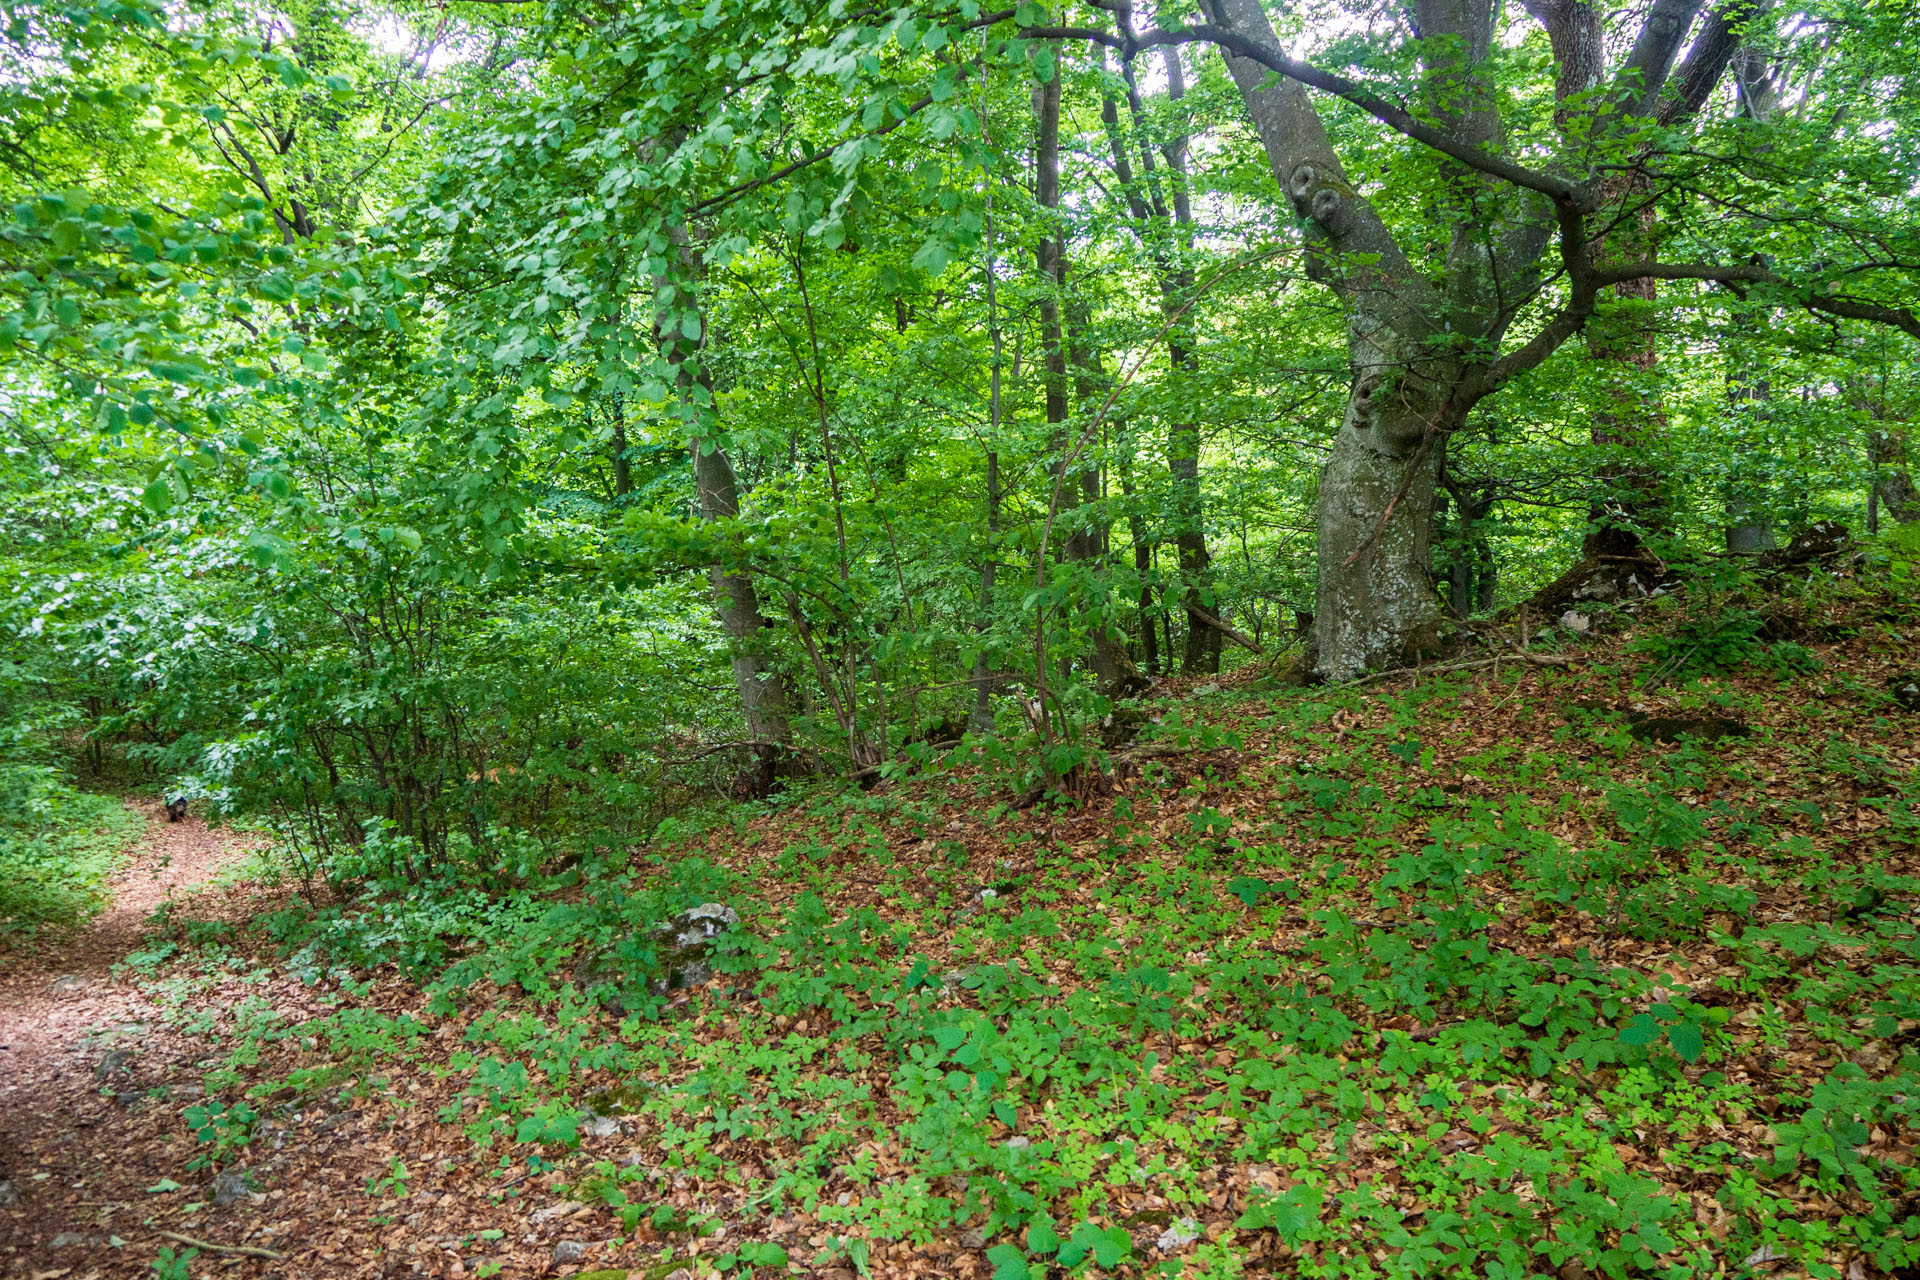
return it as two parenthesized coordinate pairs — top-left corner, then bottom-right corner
(1630, 607), (1766, 681)
(0, 763), (142, 936)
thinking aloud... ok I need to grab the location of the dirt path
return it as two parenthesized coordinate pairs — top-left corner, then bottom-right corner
(0, 799), (251, 1276)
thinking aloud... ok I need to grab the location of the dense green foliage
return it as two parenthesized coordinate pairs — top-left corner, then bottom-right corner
(3, 0), (1920, 1271)
(4, 0), (1918, 840)
(128, 551), (1920, 1278)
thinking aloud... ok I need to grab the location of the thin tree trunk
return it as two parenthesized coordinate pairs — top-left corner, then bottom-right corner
(1066, 303), (1141, 689)
(971, 122), (1008, 736)
(1144, 50), (1220, 674)
(1115, 435), (1162, 676)
(658, 231), (795, 786)
(609, 393), (632, 498)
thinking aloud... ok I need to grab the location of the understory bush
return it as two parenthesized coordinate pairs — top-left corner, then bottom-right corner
(0, 761), (143, 935)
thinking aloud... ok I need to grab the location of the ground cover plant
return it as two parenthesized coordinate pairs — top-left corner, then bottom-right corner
(5, 0), (1920, 1273)
(2, 546), (1915, 1278)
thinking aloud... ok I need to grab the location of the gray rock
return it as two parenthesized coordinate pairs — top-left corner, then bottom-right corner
(959, 1227), (987, 1249)
(1156, 1218), (1204, 1251)
(574, 902), (743, 1005)
(1890, 672), (1920, 712)
(551, 1240), (587, 1264)
(650, 903), (740, 993)
(49, 975), (89, 995)
(1558, 610), (1591, 634)
(0, 1180), (16, 1205)
(578, 1111), (621, 1139)
(49, 1232), (93, 1248)
(95, 1048), (134, 1081)
(211, 1166), (258, 1206)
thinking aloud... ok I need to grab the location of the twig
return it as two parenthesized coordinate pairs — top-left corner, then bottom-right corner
(155, 1230), (286, 1261)
(1114, 742), (1235, 765)
(1343, 652), (1577, 687)
(1185, 605), (1264, 654)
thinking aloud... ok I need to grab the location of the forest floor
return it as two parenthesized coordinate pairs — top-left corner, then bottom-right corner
(0, 800), (263, 1275)
(2, 560), (1920, 1280)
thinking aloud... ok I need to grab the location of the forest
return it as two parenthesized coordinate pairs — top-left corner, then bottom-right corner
(2, 0), (1920, 1274)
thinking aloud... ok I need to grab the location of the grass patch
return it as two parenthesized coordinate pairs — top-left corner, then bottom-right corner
(0, 764), (144, 937)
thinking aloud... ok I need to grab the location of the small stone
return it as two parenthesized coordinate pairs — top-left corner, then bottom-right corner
(211, 1166), (257, 1207)
(578, 1112), (621, 1139)
(49, 975), (89, 994)
(530, 1200), (584, 1224)
(551, 1240), (587, 1264)
(0, 1180), (17, 1204)
(95, 1048), (134, 1081)
(668, 902), (741, 946)
(959, 1227), (988, 1249)
(1558, 610), (1591, 634)
(1890, 673), (1920, 712)
(1193, 682), (1221, 696)
(1156, 1218), (1204, 1252)
(50, 1232), (88, 1247)
(1005, 1135), (1030, 1150)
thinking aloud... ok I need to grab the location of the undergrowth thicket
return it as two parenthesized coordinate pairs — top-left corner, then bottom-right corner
(104, 545), (1920, 1279)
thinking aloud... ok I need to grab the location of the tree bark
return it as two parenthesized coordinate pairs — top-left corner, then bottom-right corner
(1195, 0), (1732, 678)
(1205, 0), (1452, 680)
(690, 438), (795, 766)
(1870, 428), (1920, 528)
(1103, 44), (1220, 674)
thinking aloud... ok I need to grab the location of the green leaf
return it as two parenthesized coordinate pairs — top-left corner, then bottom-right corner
(1618, 1012), (1663, 1046)
(1667, 1020), (1705, 1063)
(1024, 1218), (1058, 1255)
(984, 1243), (1030, 1280)
(911, 239), (949, 274)
(140, 478), (172, 515)
(1227, 876), (1270, 907)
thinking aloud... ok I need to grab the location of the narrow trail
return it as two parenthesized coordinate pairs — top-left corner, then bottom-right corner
(0, 799), (250, 1275)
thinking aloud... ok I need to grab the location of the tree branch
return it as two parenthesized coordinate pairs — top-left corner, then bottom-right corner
(1029, 18), (1595, 211)
(1657, 0), (1766, 125)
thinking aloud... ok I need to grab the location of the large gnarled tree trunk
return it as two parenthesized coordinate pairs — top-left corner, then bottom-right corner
(1189, 0), (1749, 679)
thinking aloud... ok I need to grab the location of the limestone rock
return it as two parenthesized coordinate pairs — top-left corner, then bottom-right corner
(211, 1165), (258, 1207)
(573, 903), (743, 1008)
(1156, 1218), (1204, 1251)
